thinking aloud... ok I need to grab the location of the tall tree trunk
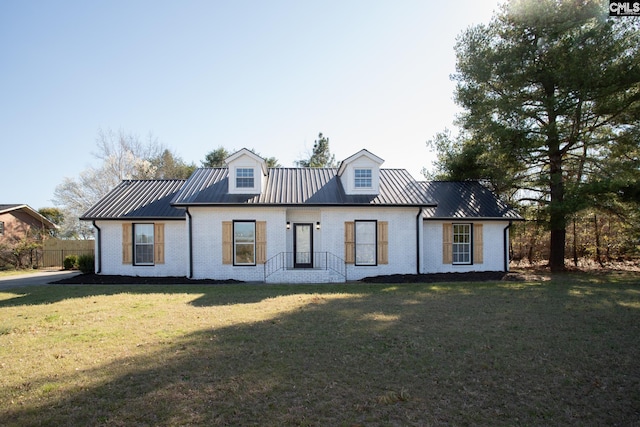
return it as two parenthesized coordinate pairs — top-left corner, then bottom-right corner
(548, 118), (566, 272)
(572, 216), (578, 267)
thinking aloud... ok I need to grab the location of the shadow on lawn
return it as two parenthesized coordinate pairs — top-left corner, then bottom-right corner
(3, 278), (640, 426)
(0, 272), (638, 310)
(0, 283), (376, 308)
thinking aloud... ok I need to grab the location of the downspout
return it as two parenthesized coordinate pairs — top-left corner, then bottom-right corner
(92, 221), (102, 274)
(416, 208), (423, 274)
(503, 222), (512, 272)
(186, 208), (193, 278)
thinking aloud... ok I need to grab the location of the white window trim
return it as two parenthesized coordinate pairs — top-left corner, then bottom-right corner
(354, 168), (372, 189)
(233, 220), (256, 266)
(133, 223), (154, 266)
(355, 220), (377, 266)
(236, 167), (255, 188)
(452, 223), (472, 265)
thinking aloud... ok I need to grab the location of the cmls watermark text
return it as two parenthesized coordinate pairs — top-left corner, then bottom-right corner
(610, 1), (640, 16)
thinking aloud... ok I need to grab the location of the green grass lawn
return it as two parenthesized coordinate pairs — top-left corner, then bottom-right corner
(1, 272), (639, 426)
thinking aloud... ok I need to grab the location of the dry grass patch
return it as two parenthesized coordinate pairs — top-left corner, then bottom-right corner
(1, 274), (639, 426)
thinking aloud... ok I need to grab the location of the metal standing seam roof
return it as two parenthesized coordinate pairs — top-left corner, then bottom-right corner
(170, 167), (436, 206)
(80, 175), (521, 221)
(421, 181), (523, 220)
(80, 179), (187, 220)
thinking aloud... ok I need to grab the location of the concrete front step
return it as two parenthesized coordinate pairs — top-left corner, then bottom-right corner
(265, 268), (345, 284)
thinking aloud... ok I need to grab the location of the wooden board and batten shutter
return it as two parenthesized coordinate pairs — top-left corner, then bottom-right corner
(442, 223), (484, 265)
(256, 221), (267, 264)
(122, 224), (133, 264)
(442, 223), (453, 264)
(473, 224), (483, 264)
(344, 221), (355, 264)
(222, 221), (233, 264)
(154, 223), (165, 264)
(377, 221), (388, 264)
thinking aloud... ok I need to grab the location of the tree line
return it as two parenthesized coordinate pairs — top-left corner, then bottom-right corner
(428, 0), (640, 270)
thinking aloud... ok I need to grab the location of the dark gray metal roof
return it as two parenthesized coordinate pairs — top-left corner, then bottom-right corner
(81, 180), (187, 220)
(171, 168), (435, 206)
(0, 204), (23, 213)
(421, 181), (523, 220)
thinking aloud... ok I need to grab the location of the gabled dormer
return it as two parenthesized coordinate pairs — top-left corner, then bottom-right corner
(225, 148), (268, 194)
(337, 149), (384, 195)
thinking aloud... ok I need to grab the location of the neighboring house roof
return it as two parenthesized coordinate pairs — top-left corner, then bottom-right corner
(0, 204), (58, 229)
(171, 168), (435, 206)
(0, 204), (24, 214)
(80, 180), (187, 220)
(421, 181), (523, 220)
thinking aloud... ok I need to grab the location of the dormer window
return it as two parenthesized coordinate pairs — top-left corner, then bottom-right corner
(225, 148), (268, 194)
(236, 168), (254, 188)
(337, 149), (384, 195)
(354, 168), (372, 188)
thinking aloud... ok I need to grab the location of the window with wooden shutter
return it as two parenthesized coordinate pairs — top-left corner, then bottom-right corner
(452, 224), (472, 264)
(473, 224), (483, 264)
(233, 221), (256, 265)
(256, 221), (266, 264)
(154, 223), (165, 264)
(377, 221), (388, 264)
(442, 223), (453, 264)
(122, 223), (132, 264)
(222, 221), (233, 264)
(133, 224), (155, 265)
(344, 222), (355, 264)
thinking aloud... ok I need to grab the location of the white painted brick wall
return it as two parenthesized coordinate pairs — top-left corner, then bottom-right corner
(189, 206), (422, 282)
(321, 207), (422, 281)
(95, 220), (187, 277)
(422, 220), (510, 273)
(94, 211), (510, 282)
(190, 207), (286, 281)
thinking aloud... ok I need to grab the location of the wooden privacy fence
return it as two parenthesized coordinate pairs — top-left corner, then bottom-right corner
(39, 248), (95, 268)
(39, 239), (95, 268)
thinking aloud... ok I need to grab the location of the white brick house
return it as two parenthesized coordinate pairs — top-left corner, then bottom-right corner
(81, 149), (522, 283)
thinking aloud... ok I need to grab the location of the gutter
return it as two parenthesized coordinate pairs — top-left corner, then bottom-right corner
(186, 208), (193, 278)
(92, 221), (102, 274)
(503, 222), (512, 272)
(416, 208), (423, 274)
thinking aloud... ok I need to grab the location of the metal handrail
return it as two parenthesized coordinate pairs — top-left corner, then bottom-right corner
(264, 252), (346, 280)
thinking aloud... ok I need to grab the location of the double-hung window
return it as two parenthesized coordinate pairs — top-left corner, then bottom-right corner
(354, 168), (372, 188)
(134, 223), (154, 265)
(355, 220), (377, 265)
(234, 221), (256, 265)
(236, 168), (254, 188)
(452, 224), (471, 264)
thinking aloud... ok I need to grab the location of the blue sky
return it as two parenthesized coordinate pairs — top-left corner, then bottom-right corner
(1, 0), (501, 210)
